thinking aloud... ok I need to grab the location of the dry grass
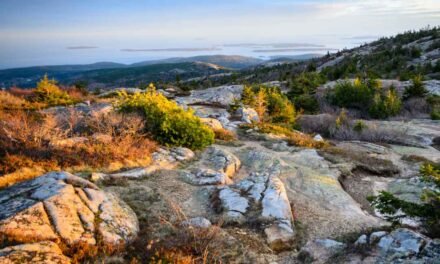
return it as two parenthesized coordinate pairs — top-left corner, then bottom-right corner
(213, 128), (236, 142)
(0, 86), (91, 111)
(0, 91), (35, 110)
(249, 122), (327, 148)
(128, 200), (223, 264)
(0, 109), (157, 187)
(298, 113), (409, 145)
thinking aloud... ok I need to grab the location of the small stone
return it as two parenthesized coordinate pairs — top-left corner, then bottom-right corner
(313, 134), (324, 142)
(200, 118), (224, 130)
(370, 231), (388, 245)
(237, 107), (259, 124)
(264, 221), (295, 251)
(299, 239), (346, 264)
(90, 172), (107, 182)
(354, 234), (368, 247)
(181, 217), (212, 229)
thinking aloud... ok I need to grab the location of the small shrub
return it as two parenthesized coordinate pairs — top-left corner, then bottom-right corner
(293, 94), (319, 114)
(32, 74), (75, 106)
(255, 123), (327, 149)
(241, 85), (256, 106)
(254, 89), (268, 121)
(0, 109), (156, 186)
(116, 85), (214, 150)
(288, 72), (326, 113)
(213, 128), (236, 141)
(241, 86), (298, 126)
(330, 78), (401, 119)
(427, 95), (440, 120)
(432, 111), (440, 120)
(331, 78), (375, 109)
(0, 91), (31, 110)
(368, 163), (440, 237)
(369, 87), (401, 118)
(229, 98), (241, 113)
(404, 75), (428, 99)
(353, 120), (366, 133)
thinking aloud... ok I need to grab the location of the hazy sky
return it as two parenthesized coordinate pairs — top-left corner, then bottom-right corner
(1, 0), (439, 69)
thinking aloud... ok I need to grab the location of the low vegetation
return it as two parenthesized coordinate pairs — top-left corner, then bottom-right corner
(241, 85), (298, 125)
(330, 78), (402, 119)
(321, 27), (440, 80)
(287, 72), (327, 113)
(0, 109), (156, 187)
(298, 110), (408, 144)
(0, 75), (88, 110)
(31, 74), (76, 106)
(369, 163), (440, 237)
(239, 85), (328, 148)
(116, 84), (215, 150)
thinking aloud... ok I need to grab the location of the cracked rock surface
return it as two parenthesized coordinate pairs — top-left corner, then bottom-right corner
(0, 171), (139, 262)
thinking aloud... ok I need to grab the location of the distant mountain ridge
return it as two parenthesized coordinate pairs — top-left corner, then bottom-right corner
(0, 55), (264, 88)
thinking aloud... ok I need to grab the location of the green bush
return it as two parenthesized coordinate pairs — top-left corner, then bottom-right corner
(331, 78), (402, 119)
(240, 86), (298, 126)
(293, 94), (319, 114)
(116, 85), (214, 150)
(404, 75), (428, 99)
(369, 163), (440, 237)
(265, 88), (297, 124)
(331, 78), (375, 109)
(369, 87), (402, 119)
(33, 75), (75, 106)
(353, 120), (367, 132)
(427, 95), (440, 120)
(288, 72), (326, 113)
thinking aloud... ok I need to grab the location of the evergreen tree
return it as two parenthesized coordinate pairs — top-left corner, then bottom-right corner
(404, 75), (428, 99)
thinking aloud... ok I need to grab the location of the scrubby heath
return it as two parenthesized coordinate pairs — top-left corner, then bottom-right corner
(115, 84), (215, 150)
(0, 27), (440, 264)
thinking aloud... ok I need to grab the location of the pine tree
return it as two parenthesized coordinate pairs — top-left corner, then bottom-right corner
(254, 89), (267, 122)
(241, 86), (255, 106)
(404, 75), (428, 99)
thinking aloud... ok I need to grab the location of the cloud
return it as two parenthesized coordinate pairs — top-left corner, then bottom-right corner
(304, 0), (440, 18)
(343, 35), (382, 40)
(66, 46), (98, 50)
(253, 48), (338, 53)
(121, 47), (222, 52)
(224, 43), (324, 48)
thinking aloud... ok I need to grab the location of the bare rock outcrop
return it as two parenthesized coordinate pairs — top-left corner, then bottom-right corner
(175, 85), (243, 107)
(0, 171), (139, 261)
(93, 147), (195, 180)
(182, 146), (241, 186)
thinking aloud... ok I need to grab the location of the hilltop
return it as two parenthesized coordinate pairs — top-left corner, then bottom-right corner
(0, 27), (439, 263)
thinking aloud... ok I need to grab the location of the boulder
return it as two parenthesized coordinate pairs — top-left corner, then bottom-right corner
(97, 147), (194, 180)
(175, 85), (244, 107)
(217, 188), (249, 224)
(181, 217), (212, 229)
(237, 107), (259, 124)
(200, 117), (224, 130)
(0, 171), (139, 260)
(313, 134), (324, 142)
(0, 241), (71, 264)
(354, 234), (368, 247)
(264, 220), (295, 251)
(299, 239), (346, 264)
(182, 169), (232, 186)
(370, 231), (388, 244)
(377, 228), (426, 259)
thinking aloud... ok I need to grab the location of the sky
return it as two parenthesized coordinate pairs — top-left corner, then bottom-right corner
(0, 0), (439, 69)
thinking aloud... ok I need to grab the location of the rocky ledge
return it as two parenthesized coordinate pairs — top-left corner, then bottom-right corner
(0, 171), (139, 262)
